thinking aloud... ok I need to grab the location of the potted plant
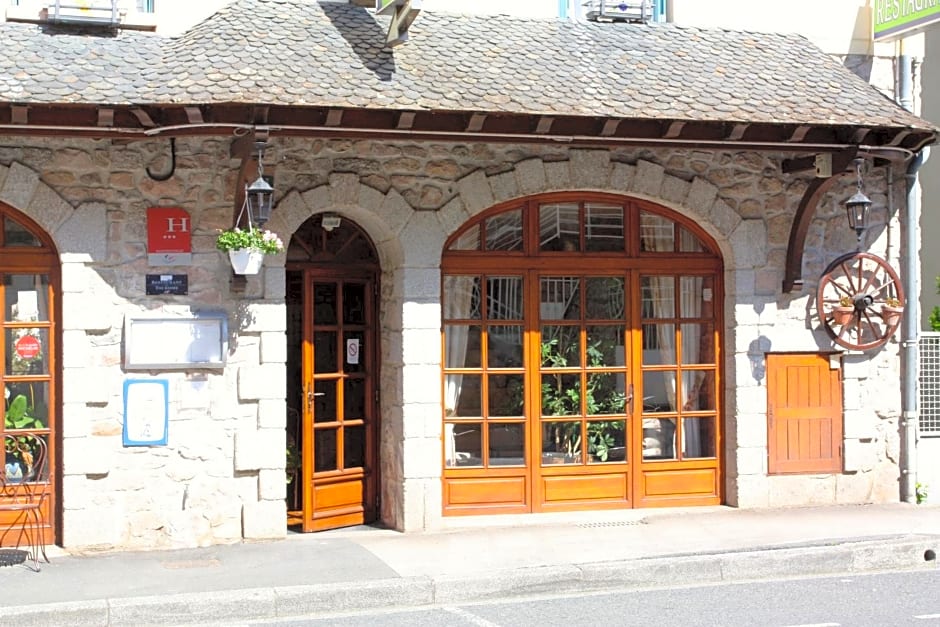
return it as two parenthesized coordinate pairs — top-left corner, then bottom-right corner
(5, 388), (44, 482)
(881, 296), (903, 326)
(831, 295), (855, 326)
(215, 226), (284, 275)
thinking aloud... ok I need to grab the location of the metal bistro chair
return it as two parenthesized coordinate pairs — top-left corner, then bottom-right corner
(1, 432), (49, 571)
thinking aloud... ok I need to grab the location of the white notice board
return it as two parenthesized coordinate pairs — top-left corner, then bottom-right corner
(124, 313), (227, 370)
(123, 379), (169, 446)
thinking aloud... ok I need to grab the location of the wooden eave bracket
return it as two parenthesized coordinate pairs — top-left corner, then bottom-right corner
(781, 147), (858, 293)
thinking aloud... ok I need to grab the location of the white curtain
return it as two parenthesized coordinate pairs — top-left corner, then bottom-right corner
(443, 276), (476, 467)
(680, 276), (703, 457)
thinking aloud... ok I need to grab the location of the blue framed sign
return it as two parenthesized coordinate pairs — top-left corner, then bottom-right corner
(123, 379), (169, 446)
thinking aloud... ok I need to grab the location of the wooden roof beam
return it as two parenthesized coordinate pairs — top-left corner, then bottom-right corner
(11, 105), (28, 125)
(787, 125), (811, 142)
(397, 111), (416, 130)
(184, 106), (204, 124)
(130, 107), (156, 128)
(97, 107), (114, 127)
(466, 113), (487, 132)
(664, 121), (685, 139)
(725, 123), (748, 141)
(535, 116), (554, 134)
(325, 109), (344, 126)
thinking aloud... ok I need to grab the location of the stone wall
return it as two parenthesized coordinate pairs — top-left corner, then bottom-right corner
(0, 134), (906, 550)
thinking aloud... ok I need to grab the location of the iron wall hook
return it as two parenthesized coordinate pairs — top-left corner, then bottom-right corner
(146, 138), (176, 181)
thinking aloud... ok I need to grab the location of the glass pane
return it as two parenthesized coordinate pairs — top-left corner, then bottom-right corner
(640, 212), (674, 252)
(486, 276), (523, 320)
(445, 422), (482, 467)
(343, 330), (365, 374)
(681, 417), (715, 458)
(445, 374), (481, 418)
(4, 433), (48, 483)
(539, 203), (580, 252)
(313, 380), (335, 423)
(450, 224), (481, 251)
(586, 325), (623, 368)
(488, 326), (523, 368)
(313, 283), (337, 325)
(642, 371), (676, 412)
(679, 276), (705, 318)
(314, 331), (336, 373)
(541, 421), (582, 464)
(643, 417), (677, 460)
(3, 381), (49, 430)
(679, 227), (705, 252)
(343, 283), (366, 325)
(4, 217), (41, 247)
(584, 204), (624, 252)
(344, 378), (365, 420)
(485, 209), (522, 251)
(642, 324), (676, 365)
(540, 276), (580, 320)
(541, 373), (580, 416)
(489, 423), (524, 466)
(680, 323), (714, 365)
(586, 372), (625, 415)
(443, 276), (482, 320)
(585, 277), (624, 320)
(587, 420), (626, 463)
(5, 275), (49, 322)
(541, 325), (579, 368)
(488, 374), (524, 417)
(681, 371), (715, 411)
(641, 276), (675, 318)
(344, 425), (366, 469)
(445, 325), (481, 369)
(314, 428), (337, 472)
(6, 328), (49, 375)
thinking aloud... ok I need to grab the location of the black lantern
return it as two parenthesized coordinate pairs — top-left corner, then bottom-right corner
(246, 174), (274, 226)
(845, 158), (871, 244)
(244, 141), (273, 226)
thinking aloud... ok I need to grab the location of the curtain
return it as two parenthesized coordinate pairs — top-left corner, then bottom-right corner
(443, 275), (477, 466)
(680, 276), (703, 457)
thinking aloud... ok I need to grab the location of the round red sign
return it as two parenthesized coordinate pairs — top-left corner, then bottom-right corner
(14, 335), (41, 360)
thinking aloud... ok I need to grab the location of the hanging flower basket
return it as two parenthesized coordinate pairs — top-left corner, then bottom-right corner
(216, 227), (284, 275)
(228, 249), (265, 275)
(881, 304), (903, 327)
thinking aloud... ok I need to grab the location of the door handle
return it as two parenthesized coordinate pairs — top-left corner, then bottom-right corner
(626, 383), (634, 415)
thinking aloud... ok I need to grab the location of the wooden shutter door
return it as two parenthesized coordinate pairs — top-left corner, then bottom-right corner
(767, 353), (843, 474)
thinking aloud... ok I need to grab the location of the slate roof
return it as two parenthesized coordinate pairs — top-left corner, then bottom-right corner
(0, 0), (935, 140)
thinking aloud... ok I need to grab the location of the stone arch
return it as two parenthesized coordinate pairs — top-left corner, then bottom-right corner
(445, 152), (766, 272)
(264, 172), (408, 272)
(0, 162), (106, 260)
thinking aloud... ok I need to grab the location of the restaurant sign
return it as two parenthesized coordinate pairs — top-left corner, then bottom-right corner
(874, 0), (940, 41)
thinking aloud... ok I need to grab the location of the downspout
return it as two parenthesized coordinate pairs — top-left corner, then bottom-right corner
(898, 49), (920, 504)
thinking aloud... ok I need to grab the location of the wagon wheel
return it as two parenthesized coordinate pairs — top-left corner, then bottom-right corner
(816, 252), (904, 351)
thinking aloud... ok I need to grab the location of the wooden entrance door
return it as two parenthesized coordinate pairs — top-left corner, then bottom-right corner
(301, 274), (378, 531)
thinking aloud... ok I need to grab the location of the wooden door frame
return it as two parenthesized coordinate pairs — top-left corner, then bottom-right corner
(299, 266), (381, 532)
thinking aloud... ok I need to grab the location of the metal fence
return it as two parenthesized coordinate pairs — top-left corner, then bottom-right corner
(919, 332), (940, 436)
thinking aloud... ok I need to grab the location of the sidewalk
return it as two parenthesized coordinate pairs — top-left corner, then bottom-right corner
(0, 503), (938, 625)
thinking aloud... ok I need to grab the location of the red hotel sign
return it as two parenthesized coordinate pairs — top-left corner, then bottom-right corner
(147, 207), (192, 266)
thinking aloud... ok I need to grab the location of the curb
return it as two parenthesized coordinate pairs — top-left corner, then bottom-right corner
(3, 536), (937, 626)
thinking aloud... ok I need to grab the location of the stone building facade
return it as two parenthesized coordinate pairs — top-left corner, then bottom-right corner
(0, 135), (910, 549)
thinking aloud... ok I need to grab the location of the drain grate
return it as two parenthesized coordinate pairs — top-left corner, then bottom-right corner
(577, 519), (647, 528)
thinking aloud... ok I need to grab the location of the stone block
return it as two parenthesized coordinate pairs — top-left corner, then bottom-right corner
(379, 188), (414, 235)
(62, 366), (113, 405)
(263, 266), (286, 300)
(258, 468), (288, 500)
(633, 160), (665, 197)
(27, 180), (73, 234)
(687, 177), (719, 211)
(514, 158), (548, 195)
(234, 427), (284, 471)
(436, 196), (469, 238)
(402, 268), (441, 300)
(61, 507), (124, 548)
(0, 161), (39, 210)
(301, 185), (331, 211)
(569, 149), (610, 190)
(726, 473), (770, 507)
(402, 328), (442, 366)
(730, 219), (768, 268)
(237, 364), (285, 401)
(401, 212), (445, 268)
(329, 172), (359, 206)
(358, 183), (385, 212)
(260, 331), (287, 364)
(708, 199), (742, 238)
(61, 292), (113, 333)
(242, 499), (287, 539)
(402, 366), (444, 405)
(55, 203), (108, 262)
(457, 169), (495, 214)
(488, 170), (518, 203)
(609, 162), (636, 192)
(768, 474), (836, 506)
(401, 435), (442, 479)
(843, 438), (877, 472)
(258, 399), (287, 429)
(543, 160), (571, 191)
(661, 175), (690, 206)
(240, 303), (286, 333)
(61, 402), (91, 439)
(733, 412), (770, 448)
(61, 329), (91, 369)
(727, 446), (767, 476)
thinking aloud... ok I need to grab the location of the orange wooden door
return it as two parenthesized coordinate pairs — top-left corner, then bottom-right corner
(302, 275), (378, 531)
(767, 353), (843, 474)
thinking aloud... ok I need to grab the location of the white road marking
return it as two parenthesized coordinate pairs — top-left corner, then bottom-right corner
(780, 623), (840, 627)
(444, 606), (503, 626)
(915, 614), (940, 620)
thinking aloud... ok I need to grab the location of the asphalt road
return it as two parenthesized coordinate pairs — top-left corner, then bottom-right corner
(233, 569), (940, 627)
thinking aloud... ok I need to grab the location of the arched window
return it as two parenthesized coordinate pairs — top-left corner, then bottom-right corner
(441, 193), (723, 514)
